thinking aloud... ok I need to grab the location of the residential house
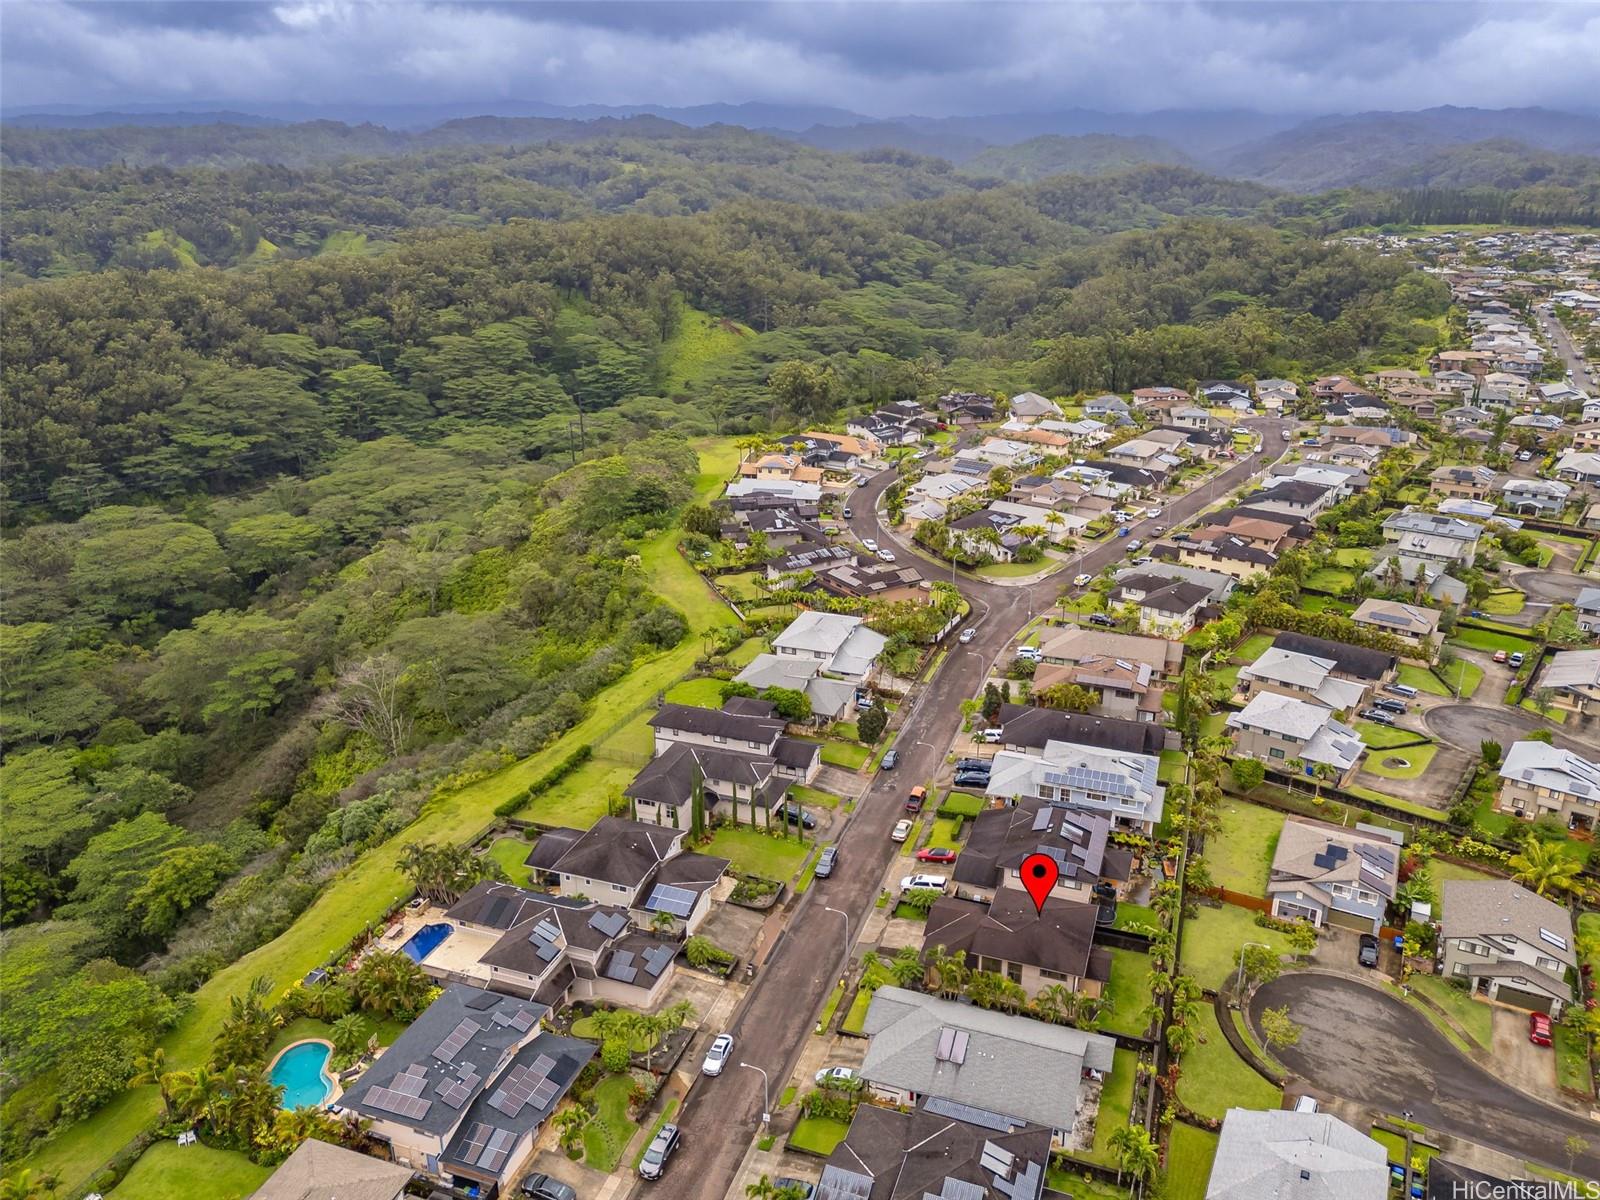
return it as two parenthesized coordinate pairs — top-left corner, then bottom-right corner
(846, 412), (922, 448)
(1442, 404), (1493, 429)
(1499, 477), (1572, 517)
(1187, 513), (1298, 553)
(1439, 879), (1577, 1017)
(1312, 374), (1365, 400)
(771, 611), (887, 684)
(1109, 574), (1212, 638)
(1237, 648), (1368, 713)
(948, 507), (1027, 563)
(737, 453), (825, 486)
(991, 703), (1172, 756)
(1132, 385), (1194, 411)
(814, 1106), (1053, 1200)
(1575, 586), (1600, 635)
(248, 1139), (412, 1200)
(1496, 738), (1600, 832)
(1256, 377), (1299, 398)
(1267, 819), (1401, 934)
(1555, 449), (1600, 484)
(1008, 392), (1061, 421)
(1539, 649), (1600, 716)
(1112, 562), (1236, 604)
(1432, 370), (1480, 395)
(766, 544), (854, 581)
(1482, 371), (1530, 401)
(1172, 533), (1277, 581)
(1270, 633), (1398, 687)
(441, 882), (686, 1006)
(859, 987), (1117, 1146)
(1084, 394), (1131, 422)
(908, 470), (985, 510)
(1225, 692), (1365, 784)
(1428, 464), (1498, 502)
(922, 890), (1108, 1004)
(1171, 405), (1224, 431)
(800, 430), (883, 462)
(813, 559), (929, 605)
(1198, 380), (1251, 406)
(1327, 425), (1412, 448)
(1043, 651), (1166, 722)
(1237, 480), (1337, 521)
(1508, 413), (1564, 433)
(1157, 424), (1230, 459)
(1369, 368), (1422, 392)
(1105, 437), (1176, 472)
(523, 816), (729, 923)
(970, 438), (1043, 471)
(735, 654), (856, 722)
(937, 392), (998, 425)
(1381, 509), (1483, 566)
(1267, 463), (1367, 500)
(1569, 423), (1600, 453)
(1349, 599), (1443, 654)
(339, 985), (592, 1191)
(1094, 461), (1166, 495)
(1364, 549), (1470, 606)
(1038, 627), (1184, 678)
(1325, 443), (1385, 469)
(950, 801), (1130, 907)
(984, 739), (1165, 833)
(1205, 1109), (1387, 1200)
(724, 478), (823, 505)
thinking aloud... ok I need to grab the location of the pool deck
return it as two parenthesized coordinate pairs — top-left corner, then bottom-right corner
(375, 905), (498, 986)
(268, 1038), (341, 1110)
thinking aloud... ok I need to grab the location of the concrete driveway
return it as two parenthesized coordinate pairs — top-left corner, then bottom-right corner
(1492, 1005), (1559, 1103)
(1250, 973), (1600, 1177)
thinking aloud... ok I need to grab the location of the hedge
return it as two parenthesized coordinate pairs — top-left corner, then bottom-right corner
(494, 744), (593, 816)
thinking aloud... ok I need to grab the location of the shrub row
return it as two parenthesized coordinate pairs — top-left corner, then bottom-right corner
(494, 744), (593, 817)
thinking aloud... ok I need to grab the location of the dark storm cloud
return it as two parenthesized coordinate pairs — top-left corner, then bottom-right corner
(4, 1), (1597, 116)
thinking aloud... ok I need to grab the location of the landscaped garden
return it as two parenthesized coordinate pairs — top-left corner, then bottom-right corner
(841, 958), (894, 1034)
(789, 1116), (851, 1156)
(1176, 1004), (1281, 1119)
(581, 1073), (640, 1171)
(1207, 802), (1283, 896)
(1555, 1021), (1593, 1095)
(1179, 904), (1296, 991)
(1083, 1049), (1136, 1166)
(1362, 742), (1439, 781)
(706, 826), (812, 881)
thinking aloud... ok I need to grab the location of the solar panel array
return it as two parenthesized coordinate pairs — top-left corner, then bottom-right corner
(392, 1065), (429, 1096)
(934, 1181), (986, 1200)
(588, 910), (629, 938)
(1041, 765), (1136, 799)
(463, 990), (500, 1011)
(432, 1018), (483, 1064)
(363, 1082), (433, 1121)
(604, 950), (639, 984)
(1542, 927), (1570, 951)
(979, 1141), (1015, 1176)
(993, 1158), (1043, 1200)
(456, 1122), (516, 1173)
(816, 1165), (874, 1200)
(645, 883), (698, 918)
(434, 1066), (481, 1110)
(920, 1095), (1014, 1132)
(487, 1053), (562, 1119)
(1355, 843), (1395, 873)
(641, 944), (675, 977)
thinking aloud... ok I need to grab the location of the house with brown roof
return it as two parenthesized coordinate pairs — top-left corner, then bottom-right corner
(1038, 627), (1184, 678)
(248, 1139), (412, 1200)
(923, 889), (1109, 1002)
(738, 453), (825, 485)
(950, 801), (1131, 907)
(523, 816), (728, 926)
(1045, 651), (1166, 722)
(1428, 464), (1498, 502)
(1173, 533), (1277, 582)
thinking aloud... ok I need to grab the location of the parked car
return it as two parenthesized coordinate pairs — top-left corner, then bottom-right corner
(979, 728), (1004, 743)
(1493, 650), (1509, 663)
(1530, 1012), (1554, 1047)
(1517, 451), (1534, 462)
(841, 507), (853, 519)
(877, 549), (896, 563)
(880, 749), (898, 770)
(779, 802), (817, 830)
(1016, 645), (1041, 661)
(900, 873), (949, 893)
(815, 1066), (858, 1087)
(916, 846), (957, 864)
(702, 1033), (734, 1076)
(959, 627), (976, 643)
(904, 785), (928, 813)
(814, 846), (838, 879)
(638, 1124), (682, 1180)
(1357, 934), (1380, 969)
(953, 777), (989, 791)
(521, 1175), (578, 1200)
(1116, 526), (1131, 538)
(1281, 429), (1291, 440)
(1372, 698), (1407, 714)
(1383, 683), (1419, 699)
(891, 819), (913, 842)
(861, 538), (878, 553)
(1073, 573), (1093, 587)
(954, 758), (989, 772)
(1151, 525), (1165, 534)
(1509, 652), (1526, 668)
(1147, 507), (1162, 518)
(1359, 708), (1396, 726)
(1089, 613), (1116, 627)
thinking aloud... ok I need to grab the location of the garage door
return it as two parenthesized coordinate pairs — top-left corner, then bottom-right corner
(1327, 908), (1373, 933)
(1495, 985), (1554, 1014)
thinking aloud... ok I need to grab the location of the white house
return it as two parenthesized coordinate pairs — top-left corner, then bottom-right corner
(770, 611), (887, 683)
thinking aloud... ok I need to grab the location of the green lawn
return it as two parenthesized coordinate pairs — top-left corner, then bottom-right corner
(582, 1073), (639, 1171)
(820, 740), (871, 770)
(1581, 913), (1600, 976)
(1305, 567), (1357, 595)
(1207, 802), (1283, 897)
(1165, 1124), (1220, 1200)
(790, 784), (842, 810)
(658, 302), (755, 392)
(818, 978), (846, 1031)
(519, 756), (640, 827)
(1395, 663), (1451, 697)
(1176, 1004), (1281, 1120)
(1199, 712), (1228, 740)
(1331, 548), (1374, 567)
(975, 559), (1060, 578)
(663, 676), (727, 708)
(1180, 904), (1295, 991)
(1403, 974), (1493, 1052)
(485, 836), (534, 885)
(789, 1116), (850, 1156)
(841, 959), (893, 1035)
(1212, 664), (1242, 698)
(1232, 634), (1275, 663)
(1100, 948), (1155, 1037)
(571, 1015), (657, 1053)
(1159, 750), (1187, 784)
(715, 570), (768, 602)
(1370, 1127), (1437, 1173)
(1554, 1021), (1593, 1095)
(706, 826), (812, 881)
(1482, 589), (1527, 616)
(1301, 595), (1353, 615)
(108, 1142), (269, 1200)
(1354, 720), (1424, 749)
(1111, 902), (1158, 932)
(926, 817), (965, 851)
(18, 438), (749, 1200)
(268, 1015), (408, 1059)
(939, 792), (985, 818)
(1412, 659), (1483, 699)
(1084, 1049), (1137, 1166)
(1363, 742), (1439, 781)
(1428, 858), (1498, 884)
(1449, 627), (1534, 655)
(727, 637), (765, 667)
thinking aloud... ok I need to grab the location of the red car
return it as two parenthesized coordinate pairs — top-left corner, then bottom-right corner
(916, 847), (957, 864)
(1493, 650), (1509, 664)
(1529, 1012), (1553, 1047)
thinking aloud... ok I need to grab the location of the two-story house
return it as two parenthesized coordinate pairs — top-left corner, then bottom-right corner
(1499, 478), (1572, 517)
(1428, 465), (1498, 502)
(949, 801), (1131, 908)
(1236, 647), (1368, 713)
(1575, 586), (1600, 636)
(1267, 819), (1400, 934)
(1109, 574), (1211, 638)
(1173, 533), (1278, 581)
(1043, 653), (1165, 723)
(523, 817), (729, 924)
(1496, 738), (1600, 832)
(1270, 632), (1398, 687)
(984, 739), (1165, 833)
(1237, 480), (1338, 521)
(1349, 599), (1443, 656)
(1225, 692), (1365, 784)
(1440, 880), (1576, 1017)
(770, 610), (887, 684)
(1381, 509), (1483, 567)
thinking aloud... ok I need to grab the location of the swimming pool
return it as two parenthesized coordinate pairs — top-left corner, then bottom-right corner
(400, 921), (453, 963)
(269, 1041), (334, 1110)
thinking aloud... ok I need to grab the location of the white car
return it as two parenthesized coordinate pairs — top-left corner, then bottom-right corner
(891, 819), (913, 843)
(1073, 573), (1093, 587)
(877, 549), (896, 562)
(900, 873), (948, 893)
(1146, 507), (1162, 518)
(958, 628), (976, 643)
(816, 1066), (858, 1086)
(701, 1033), (734, 1077)
(862, 539), (879, 553)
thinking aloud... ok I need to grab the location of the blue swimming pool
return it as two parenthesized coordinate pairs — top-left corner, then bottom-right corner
(400, 921), (453, 963)
(269, 1041), (334, 1110)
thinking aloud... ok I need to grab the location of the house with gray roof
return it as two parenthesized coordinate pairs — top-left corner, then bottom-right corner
(771, 611), (887, 683)
(816, 1106), (1051, 1200)
(983, 738), (1166, 833)
(991, 704), (1173, 757)
(1008, 391), (1061, 421)
(1497, 737), (1600, 831)
(1499, 477), (1572, 517)
(523, 816), (727, 927)
(1350, 598), (1442, 654)
(859, 987), (1115, 1146)
(1381, 508), (1482, 566)
(1237, 648), (1368, 713)
(1206, 1109), (1387, 1200)
(248, 1138), (412, 1200)
(950, 801), (1131, 907)
(1268, 819), (1401, 934)
(1439, 879), (1577, 1017)
(1225, 693), (1365, 784)
(340, 984), (593, 1191)
(735, 653), (856, 722)
(1576, 586), (1600, 635)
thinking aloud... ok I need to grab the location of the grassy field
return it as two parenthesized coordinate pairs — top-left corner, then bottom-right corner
(1301, 595), (1353, 615)
(1354, 720), (1424, 749)
(1211, 663), (1242, 699)
(1111, 902), (1158, 932)
(706, 826), (811, 880)
(974, 559), (1061, 578)
(268, 1015), (407, 1059)
(1395, 663), (1451, 696)
(663, 676), (727, 707)
(939, 792), (985, 817)
(1164, 1124), (1220, 1200)
(1428, 858), (1498, 884)
(1084, 1049), (1136, 1166)
(1232, 633), (1275, 662)
(1363, 742), (1439, 780)
(1159, 749), (1187, 784)
(789, 1116), (850, 1156)
(1450, 627), (1534, 655)
(1101, 948), (1155, 1036)
(1482, 588), (1527, 616)
(925, 816), (964, 850)
(659, 302), (756, 392)
(820, 740), (871, 770)
(484, 836), (534, 885)
(520, 756), (640, 827)
(19, 440), (745, 1195)
(1176, 1004), (1281, 1120)
(582, 1073), (639, 1171)
(841, 958), (893, 1035)
(1404, 975), (1493, 1052)
(1208, 802), (1283, 896)
(1180, 904), (1295, 991)
(790, 784), (842, 810)
(1305, 567), (1357, 595)
(107, 1142), (269, 1200)
(318, 230), (369, 255)
(1330, 548), (1374, 567)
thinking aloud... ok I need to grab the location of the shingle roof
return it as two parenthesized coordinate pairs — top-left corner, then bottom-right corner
(248, 1138), (412, 1200)
(523, 817), (680, 888)
(818, 1105), (1052, 1200)
(950, 800), (1127, 890)
(1440, 879), (1576, 975)
(1270, 633), (1396, 682)
(1206, 1109), (1387, 1200)
(647, 702), (784, 746)
(993, 704), (1168, 755)
(924, 891), (1105, 982)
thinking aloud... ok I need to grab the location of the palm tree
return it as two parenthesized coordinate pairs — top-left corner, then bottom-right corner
(169, 1065), (224, 1125)
(130, 1047), (174, 1118)
(1166, 1021), (1198, 1056)
(1509, 839), (1583, 898)
(1116, 1127), (1159, 1199)
(330, 1013), (371, 1057)
(1107, 1125), (1141, 1188)
(889, 946), (923, 989)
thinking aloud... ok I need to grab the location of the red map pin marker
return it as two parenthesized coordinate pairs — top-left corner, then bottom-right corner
(1020, 852), (1059, 914)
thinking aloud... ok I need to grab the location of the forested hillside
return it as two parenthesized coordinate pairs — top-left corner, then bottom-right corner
(958, 134), (1195, 181)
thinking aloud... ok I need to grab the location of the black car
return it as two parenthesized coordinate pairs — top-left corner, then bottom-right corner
(880, 749), (899, 770)
(814, 846), (838, 879)
(1357, 933), (1380, 969)
(1088, 613), (1116, 627)
(1371, 698), (1407, 714)
(638, 1124), (682, 1180)
(1358, 708), (1396, 726)
(953, 773), (990, 789)
(954, 758), (990, 772)
(780, 802), (818, 830)
(521, 1174), (578, 1200)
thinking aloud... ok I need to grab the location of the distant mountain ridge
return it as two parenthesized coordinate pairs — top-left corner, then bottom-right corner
(957, 134), (1195, 181)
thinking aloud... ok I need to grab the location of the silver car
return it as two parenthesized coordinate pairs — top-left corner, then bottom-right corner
(701, 1032), (734, 1076)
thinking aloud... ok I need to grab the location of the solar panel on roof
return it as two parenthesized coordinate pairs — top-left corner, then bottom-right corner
(529, 1079), (560, 1111)
(980, 1142), (1015, 1176)
(533, 918), (561, 943)
(1030, 808), (1052, 833)
(509, 1008), (536, 1032)
(641, 944), (675, 976)
(392, 1065), (430, 1096)
(588, 911), (629, 938)
(463, 990), (500, 1010)
(530, 1054), (557, 1076)
(480, 1127), (514, 1172)
(433, 1018), (482, 1064)
(938, 1182), (987, 1200)
(363, 1086), (432, 1121)
(645, 884), (697, 918)
(919, 1096), (1014, 1132)
(816, 1165), (875, 1200)
(482, 896), (512, 929)
(605, 951), (639, 984)
(1312, 851), (1335, 870)
(458, 1122), (491, 1164)
(532, 936), (560, 962)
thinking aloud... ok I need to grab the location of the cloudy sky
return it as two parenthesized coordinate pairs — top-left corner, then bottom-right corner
(4, 1), (1598, 118)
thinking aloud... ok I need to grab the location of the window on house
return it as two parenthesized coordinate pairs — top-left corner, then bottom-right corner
(1039, 968), (1073, 982)
(1269, 748), (1286, 760)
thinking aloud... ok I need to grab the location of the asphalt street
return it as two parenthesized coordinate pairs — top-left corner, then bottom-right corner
(633, 417), (1293, 1200)
(1425, 702), (1600, 758)
(1252, 973), (1600, 1178)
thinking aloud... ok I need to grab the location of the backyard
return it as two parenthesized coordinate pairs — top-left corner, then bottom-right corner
(1398, 661), (1482, 699)
(484, 835), (534, 885)
(1164, 1124), (1220, 1200)
(1100, 948), (1155, 1037)
(663, 676), (728, 708)
(789, 1116), (850, 1156)
(1362, 742), (1439, 781)
(706, 826), (812, 881)
(1449, 627), (1535, 656)
(1179, 904), (1296, 991)
(1084, 1049), (1137, 1166)
(1206, 802), (1283, 897)
(1176, 1004), (1281, 1120)
(581, 1073), (639, 1171)
(1231, 634), (1274, 663)
(107, 1142), (268, 1200)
